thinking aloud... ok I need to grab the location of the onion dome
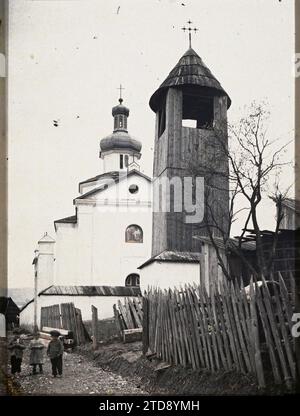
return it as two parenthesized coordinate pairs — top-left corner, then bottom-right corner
(100, 97), (142, 154)
(149, 48), (231, 112)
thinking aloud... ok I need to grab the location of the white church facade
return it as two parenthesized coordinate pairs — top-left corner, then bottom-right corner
(20, 96), (152, 326)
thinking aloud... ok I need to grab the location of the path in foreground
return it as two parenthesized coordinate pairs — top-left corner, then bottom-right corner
(12, 350), (148, 395)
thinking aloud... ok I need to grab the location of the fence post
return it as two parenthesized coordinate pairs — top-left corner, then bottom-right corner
(91, 305), (99, 350)
(142, 296), (149, 355)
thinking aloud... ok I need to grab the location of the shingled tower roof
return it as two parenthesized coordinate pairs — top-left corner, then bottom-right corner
(149, 48), (231, 112)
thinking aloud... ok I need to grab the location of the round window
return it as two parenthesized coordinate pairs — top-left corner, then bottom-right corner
(129, 184), (139, 194)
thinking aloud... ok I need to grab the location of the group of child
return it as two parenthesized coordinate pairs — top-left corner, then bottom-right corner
(8, 330), (64, 378)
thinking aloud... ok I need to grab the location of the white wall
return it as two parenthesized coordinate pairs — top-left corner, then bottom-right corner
(55, 173), (152, 287)
(139, 261), (200, 292)
(20, 294), (138, 328)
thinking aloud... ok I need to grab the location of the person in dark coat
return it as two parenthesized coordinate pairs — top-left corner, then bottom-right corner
(47, 330), (64, 378)
(8, 334), (26, 375)
(29, 332), (45, 375)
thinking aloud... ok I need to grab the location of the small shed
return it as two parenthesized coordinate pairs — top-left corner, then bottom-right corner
(0, 297), (20, 330)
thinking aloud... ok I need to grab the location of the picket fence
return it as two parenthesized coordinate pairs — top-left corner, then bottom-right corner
(142, 273), (297, 390)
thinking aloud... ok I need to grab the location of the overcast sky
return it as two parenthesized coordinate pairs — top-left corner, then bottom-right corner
(8, 0), (294, 288)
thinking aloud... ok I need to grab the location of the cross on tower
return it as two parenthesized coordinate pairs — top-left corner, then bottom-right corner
(181, 20), (198, 49)
(117, 84), (125, 103)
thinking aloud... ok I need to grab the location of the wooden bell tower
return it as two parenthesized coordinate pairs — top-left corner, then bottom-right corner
(149, 47), (231, 257)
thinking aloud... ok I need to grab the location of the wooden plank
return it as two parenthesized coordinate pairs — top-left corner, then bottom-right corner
(197, 285), (215, 372)
(249, 279), (266, 389)
(91, 305), (98, 349)
(174, 288), (192, 367)
(181, 286), (199, 369)
(202, 285), (220, 371)
(124, 297), (135, 329)
(142, 297), (149, 354)
(113, 304), (122, 339)
(128, 298), (142, 328)
(230, 281), (252, 373)
(214, 290), (233, 371)
(269, 274), (296, 381)
(210, 284), (228, 371)
(219, 281), (240, 373)
(186, 285), (205, 368)
(170, 289), (187, 367)
(123, 328), (142, 343)
(253, 279), (279, 385)
(117, 300), (130, 329)
(260, 276), (293, 389)
(191, 284), (210, 369)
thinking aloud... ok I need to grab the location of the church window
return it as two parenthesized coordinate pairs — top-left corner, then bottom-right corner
(182, 91), (214, 129)
(125, 224), (143, 243)
(158, 96), (166, 138)
(125, 274), (140, 287)
(129, 184), (139, 194)
(125, 155), (129, 167)
(120, 154), (124, 169)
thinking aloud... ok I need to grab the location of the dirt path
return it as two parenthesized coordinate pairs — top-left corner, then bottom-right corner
(10, 350), (148, 396)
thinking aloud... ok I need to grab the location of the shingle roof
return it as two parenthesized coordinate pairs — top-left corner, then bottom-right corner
(149, 48), (231, 112)
(138, 250), (201, 269)
(40, 285), (141, 297)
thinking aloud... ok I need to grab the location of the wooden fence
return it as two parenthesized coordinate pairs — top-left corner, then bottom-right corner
(143, 273), (297, 390)
(40, 303), (88, 345)
(114, 297), (143, 334)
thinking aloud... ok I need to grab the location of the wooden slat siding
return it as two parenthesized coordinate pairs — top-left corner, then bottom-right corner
(179, 287), (197, 368)
(253, 278), (281, 385)
(203, 286), (220, 371)
(270, 274), (296, 380)
(197, 285), (214, 372)
(171, 289), (187, 367)
(191, 286), (210, 369)
(181, 286), (199, 369)
(249, 279), (266, 388)
(260, 276), (292, 389)
(214, 290), (233, 371)
(186, 285), (205, 368)
(211, 286), (227, 371)
(219, 282), (240, 372)
(239, 280), (256, 373)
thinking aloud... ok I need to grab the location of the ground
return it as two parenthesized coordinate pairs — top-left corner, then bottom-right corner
(4, 345), (148, 396)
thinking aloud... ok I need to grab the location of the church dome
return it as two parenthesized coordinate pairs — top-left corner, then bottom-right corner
(100, 131), (142, 153)
(112, 101), (129, 117)
(149, 48), (231, 112)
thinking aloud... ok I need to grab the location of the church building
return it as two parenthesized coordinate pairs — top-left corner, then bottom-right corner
(20, 95), (152, 326)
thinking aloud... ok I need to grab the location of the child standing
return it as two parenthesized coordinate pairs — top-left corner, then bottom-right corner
(47, 330), (64, 378)
(8, 334), (26, 376)
(29, 332), (45, 375)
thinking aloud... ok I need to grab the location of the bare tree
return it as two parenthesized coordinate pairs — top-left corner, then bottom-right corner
(188, 102), (292, 279)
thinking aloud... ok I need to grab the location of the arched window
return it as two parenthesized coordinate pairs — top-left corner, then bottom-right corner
(125, 274), (140, 287)
(125, 224), (143, 243)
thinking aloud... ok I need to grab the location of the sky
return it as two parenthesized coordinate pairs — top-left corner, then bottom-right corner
(8, 0), (294, 288)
